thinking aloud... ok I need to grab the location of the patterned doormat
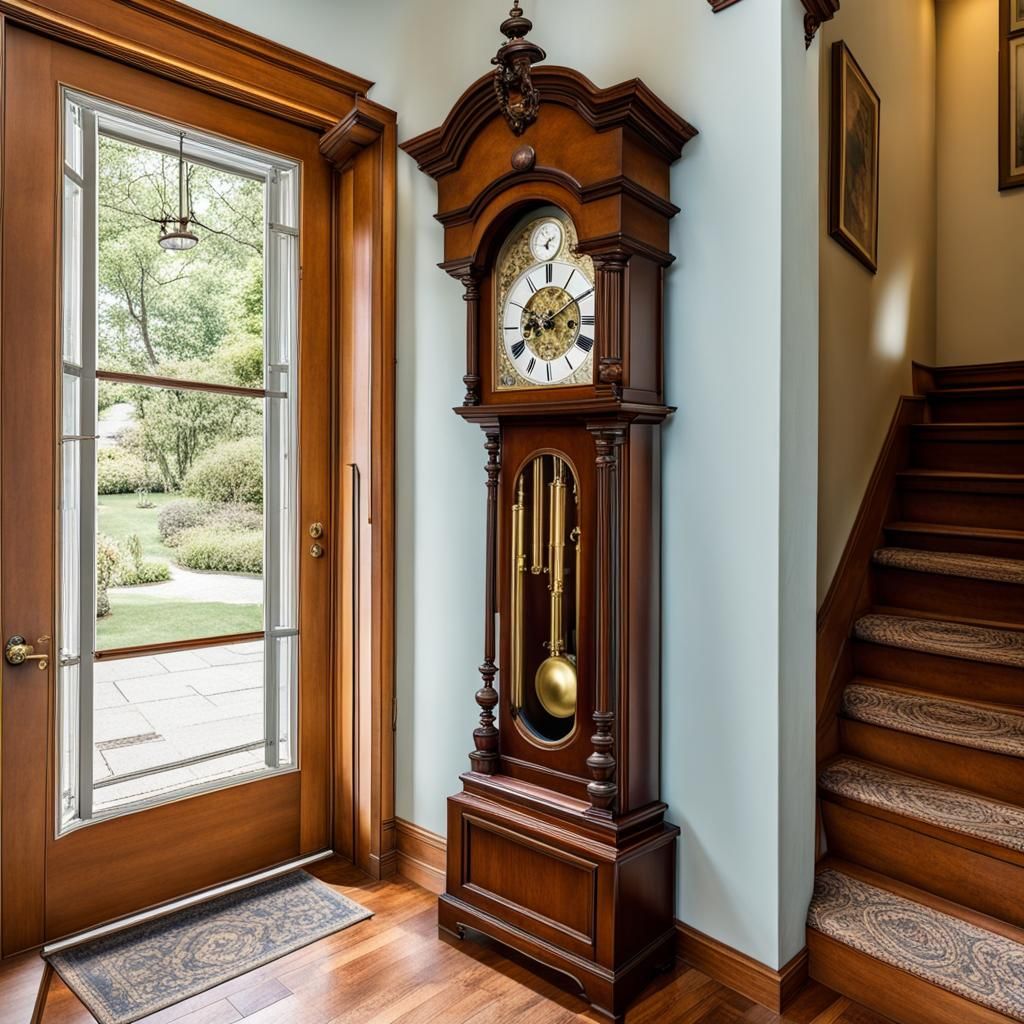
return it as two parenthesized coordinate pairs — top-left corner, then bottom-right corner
(46, 871), (372, 1024)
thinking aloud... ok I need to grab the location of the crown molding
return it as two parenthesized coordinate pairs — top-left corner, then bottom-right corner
(706, 0), (840, 49)
(802, 0), (840, 46)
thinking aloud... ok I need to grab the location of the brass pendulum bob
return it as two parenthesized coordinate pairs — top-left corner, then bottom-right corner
(535, 458), (577, 719)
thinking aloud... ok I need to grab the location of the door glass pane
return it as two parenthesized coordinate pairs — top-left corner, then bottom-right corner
(92, 639), (265, 813)
(65, 100), (83, 178)
(62, 176), (83, 366)
(57, 91), (300, 830)
(96, 134), (266, 389)
(96, 382), (265, 652)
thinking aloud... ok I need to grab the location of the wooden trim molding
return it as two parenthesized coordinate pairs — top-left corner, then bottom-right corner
(675, 922), (809, 1014)
(393, 822), (809, 1011)
(395, 819), (446, 895)
(707, 0), (839, 48)
(322, 92), (398, 882)
(815, 394), (927, 763)
(802, 0), (840, 47)
(0, 0), (370, 129)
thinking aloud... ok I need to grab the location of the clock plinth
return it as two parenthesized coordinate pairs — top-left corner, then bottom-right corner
(402, 42), (696, 1022)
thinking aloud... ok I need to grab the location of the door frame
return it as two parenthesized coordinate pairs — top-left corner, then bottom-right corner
(0, 0), (397, 954)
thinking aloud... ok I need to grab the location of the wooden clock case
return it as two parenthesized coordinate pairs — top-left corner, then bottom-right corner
(402, 63), (696, 1022)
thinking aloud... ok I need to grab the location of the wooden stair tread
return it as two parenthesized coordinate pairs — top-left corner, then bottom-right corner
(873, 547), (1024, 584)
(819, 756), (1024, 855)
(855, 614), (1024, 669)
(842, 682), (1024, 758)
(808, 867), (1024, 1021)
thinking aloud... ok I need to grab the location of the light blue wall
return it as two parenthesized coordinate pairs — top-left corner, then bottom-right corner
(181, 0), (819, 971)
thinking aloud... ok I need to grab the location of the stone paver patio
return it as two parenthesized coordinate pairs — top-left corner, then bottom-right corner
(93, 640), (267, 811)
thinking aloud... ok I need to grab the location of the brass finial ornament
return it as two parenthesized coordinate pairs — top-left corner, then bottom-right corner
(492, 3), (546, 136)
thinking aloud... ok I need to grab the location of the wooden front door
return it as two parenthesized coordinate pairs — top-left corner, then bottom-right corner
(1, 26), (334, 954)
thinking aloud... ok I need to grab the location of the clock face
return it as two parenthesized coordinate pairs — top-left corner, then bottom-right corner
(501, 261), (596, 386)
(529, 219), (564, 262)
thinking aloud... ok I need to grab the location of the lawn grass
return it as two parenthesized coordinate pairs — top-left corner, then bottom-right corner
(97, 594), (263, 650)
(97, 491), (176, 561)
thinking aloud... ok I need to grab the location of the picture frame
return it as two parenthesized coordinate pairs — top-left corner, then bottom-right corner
(1000, 1), (1024, 189)
(829, 42), (881, 274)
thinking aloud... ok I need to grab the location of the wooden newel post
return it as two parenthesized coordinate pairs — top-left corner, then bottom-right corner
(586, 424), (626, 815)
(470, 423), (501, 773)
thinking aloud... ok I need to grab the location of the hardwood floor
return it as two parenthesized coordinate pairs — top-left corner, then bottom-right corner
(0, 859), (891, 1024)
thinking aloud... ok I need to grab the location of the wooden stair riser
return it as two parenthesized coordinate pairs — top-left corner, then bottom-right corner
(820, 800), (1024, 931)
(853, 640), (1024, 706)
(912, 435), (1024, 474)
(928, 363), (1024, 391)
(899, 486), (1024, 532)
(871, 566), (1024, 627)
(884, 524), (1024, 561)
(808, 929), (1020, 1024)
(839, 718), (1024, 806)
(927, 393), (1024, 423)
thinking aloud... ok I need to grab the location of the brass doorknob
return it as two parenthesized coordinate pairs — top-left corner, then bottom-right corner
(5, 635), (50, 670)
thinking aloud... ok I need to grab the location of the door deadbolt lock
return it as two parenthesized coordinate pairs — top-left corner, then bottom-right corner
(309, 522), (324, 539)
(5, 634), (50, 671)
(309, 543), (325, 559)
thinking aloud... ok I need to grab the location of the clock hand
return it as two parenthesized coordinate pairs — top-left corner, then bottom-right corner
(544, 287), (594, 326)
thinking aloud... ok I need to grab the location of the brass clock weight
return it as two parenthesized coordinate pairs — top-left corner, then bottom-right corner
(402, 4), (696, 1020)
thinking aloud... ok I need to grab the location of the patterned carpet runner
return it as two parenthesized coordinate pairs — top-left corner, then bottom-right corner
(47, 871), (372, 1024)
(808, 869), (1024, 1021)
(819, 757), (1024, 854)
(843, 683), (1024, 758)
(874, 547), (1024, 585)
(855, 614), (1024, 669)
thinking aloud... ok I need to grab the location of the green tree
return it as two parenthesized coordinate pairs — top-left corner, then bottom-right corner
(97, 133), (266, 490)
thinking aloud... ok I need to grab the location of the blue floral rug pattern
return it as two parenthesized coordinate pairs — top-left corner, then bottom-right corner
(47, 871), (372, 1024)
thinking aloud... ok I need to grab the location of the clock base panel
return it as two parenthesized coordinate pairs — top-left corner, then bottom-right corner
(440, 782), (680, 1021)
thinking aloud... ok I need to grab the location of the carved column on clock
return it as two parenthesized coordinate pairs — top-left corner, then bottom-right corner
(458, 267), (483, 406)
(586, 424), (626, 816)
(470, 422), (501, 774)
(591, 253), (628, 397)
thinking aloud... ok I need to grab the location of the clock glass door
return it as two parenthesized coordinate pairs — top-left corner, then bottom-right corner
(510, 453), (580, 745)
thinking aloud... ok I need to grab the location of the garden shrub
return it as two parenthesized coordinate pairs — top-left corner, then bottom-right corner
(97, 447), (164, 495)
(175, 527), (263, 575)
(157, 499), (209, 545)
(115, 561), (171, 586)
(209, 503), (263, 533)
(103, 532), (171, 588)
(96, 534), (120, 618)
(159, 498), (263, 546)
(183, 437), (263, 508)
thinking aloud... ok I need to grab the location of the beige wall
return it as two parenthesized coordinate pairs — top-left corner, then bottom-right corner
(818, 3), (938, 603)
(937, 0), (1024, 365)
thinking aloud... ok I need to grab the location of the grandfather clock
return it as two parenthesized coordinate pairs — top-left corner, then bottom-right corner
(402, 7), (696, 1020)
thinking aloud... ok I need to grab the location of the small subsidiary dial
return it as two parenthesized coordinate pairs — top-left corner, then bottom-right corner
(528, 219), (564, 263)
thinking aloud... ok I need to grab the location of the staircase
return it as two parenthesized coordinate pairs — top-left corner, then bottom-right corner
(809, 360), (1024, 1024)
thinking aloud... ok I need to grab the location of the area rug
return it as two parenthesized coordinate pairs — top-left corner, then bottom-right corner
(46, 871), (372, 1024)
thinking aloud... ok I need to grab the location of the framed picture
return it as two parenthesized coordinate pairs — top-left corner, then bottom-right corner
(829, 42), (880, 274)
(1001, 4), (1024, 189)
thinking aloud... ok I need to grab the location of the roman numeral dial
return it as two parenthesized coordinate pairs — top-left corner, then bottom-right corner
(500, 258), (597, 389)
